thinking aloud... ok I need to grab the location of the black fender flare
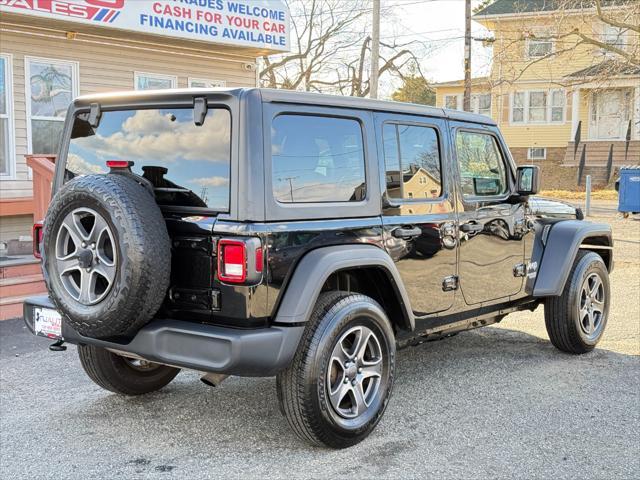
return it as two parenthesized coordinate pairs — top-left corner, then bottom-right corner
(273, 245), (415, 330)
(532, 220), (612, 297)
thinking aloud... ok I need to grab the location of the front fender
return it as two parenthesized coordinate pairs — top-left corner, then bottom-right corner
(273, 245), (414, 329)
(532, 220), (612, 297)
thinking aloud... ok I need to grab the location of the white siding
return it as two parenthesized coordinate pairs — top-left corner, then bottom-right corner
(0, 22), (257, 199)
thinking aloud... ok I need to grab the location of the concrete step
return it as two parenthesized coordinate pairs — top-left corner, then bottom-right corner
(0, 295), (29, 321)
(0, 273), (46, 298)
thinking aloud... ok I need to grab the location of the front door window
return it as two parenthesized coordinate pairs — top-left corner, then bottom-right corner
(591, 89), (633, 140)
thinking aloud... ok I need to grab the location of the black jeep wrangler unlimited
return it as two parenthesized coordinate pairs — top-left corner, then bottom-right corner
(24, 88), (613, 448)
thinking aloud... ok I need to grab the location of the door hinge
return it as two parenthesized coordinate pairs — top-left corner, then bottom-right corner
(442, 275), (459, 291)
(513, 263), (527, 277)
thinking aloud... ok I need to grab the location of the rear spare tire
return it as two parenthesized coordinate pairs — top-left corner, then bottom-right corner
(42, 174), (171, 339)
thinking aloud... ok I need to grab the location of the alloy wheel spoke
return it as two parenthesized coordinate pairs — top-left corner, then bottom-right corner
(592, 297), (605, 314)
(329, 382), (351, 410)
(56, 254), (80, 275)
(589, 276), (602, 297)
(351, 381), (367, 415)
(355, 329), (373, 361)
(586, 310), (595, 334)
(61, 216), (84, 249)
(78, 270), (93, 304)
(360, 359), (383, 380)
(93, 262), (116, 285)
(90, 214), (110, 244)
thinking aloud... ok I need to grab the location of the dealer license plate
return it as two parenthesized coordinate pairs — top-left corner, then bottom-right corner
(33, 308), (63, 339)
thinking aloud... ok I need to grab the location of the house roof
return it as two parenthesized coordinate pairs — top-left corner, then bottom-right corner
(566, 61), (640, 78)
(474, 0), (628, 18)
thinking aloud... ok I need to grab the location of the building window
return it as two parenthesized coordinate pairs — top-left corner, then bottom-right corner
(188, 78), (226, 88)
(526, 33), (553, 58)
(26, 57), (78, 155)
(444, 94), (460, 110)
(0, 54), (15, 177)
(271, 114), (366, 203)
(511, 90), (565, 124)
(602, 24), (627, 50)
(527, 147), (546, 160)
(134, 72), (177, 90)
(472, 93), (491, 116)
(528, 91), (547, 122)
(383, 123), (442, 201)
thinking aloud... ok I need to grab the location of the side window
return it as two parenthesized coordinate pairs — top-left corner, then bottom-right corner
(271, 114), (366, 203)
(383, 123), (442, 200)
(456, 131), (508, 197)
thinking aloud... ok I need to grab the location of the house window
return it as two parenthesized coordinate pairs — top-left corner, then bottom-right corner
(188, 78), (226, 88)
(26, 57), (78, 155)
(511, 90), (565, 124)
(512, 92), (525, 123)
(444, 94), (460, 110)
(134, 72), (177, 90)
(550, 90), (565, 122)
(527, 147), (546, 160)
(602, 24), (627, 49)
(526, 33), (553, 58)
(472, 93), (491, 116)
(0, 54), (14, 177)
(528, 91), (547, 122)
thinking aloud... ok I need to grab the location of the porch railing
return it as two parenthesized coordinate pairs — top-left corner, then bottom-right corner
(25, 154), (56, 222)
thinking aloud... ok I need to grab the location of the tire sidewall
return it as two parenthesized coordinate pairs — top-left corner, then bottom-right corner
(568, 253), (610, 347)
(307, 297), (396, 446)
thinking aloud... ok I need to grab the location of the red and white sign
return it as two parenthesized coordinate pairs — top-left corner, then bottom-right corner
(0, 0), (290, 51)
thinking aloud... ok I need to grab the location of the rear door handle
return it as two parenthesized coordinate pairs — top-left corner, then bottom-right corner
(460, 222), (484, 234)
(393, 226), (422, 238)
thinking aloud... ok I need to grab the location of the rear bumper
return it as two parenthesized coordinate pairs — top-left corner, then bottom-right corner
(23, 296), (303, 377)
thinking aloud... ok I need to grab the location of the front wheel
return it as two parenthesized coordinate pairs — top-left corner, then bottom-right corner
(545, 251), (610, 354)
(276, 292), (396, 449)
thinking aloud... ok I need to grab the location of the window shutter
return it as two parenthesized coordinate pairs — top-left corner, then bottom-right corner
(501, 94), (510, 123)
(566, 91), (573, 122)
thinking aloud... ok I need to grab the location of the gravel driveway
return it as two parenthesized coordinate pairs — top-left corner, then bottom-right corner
(1, 211), (638, 480)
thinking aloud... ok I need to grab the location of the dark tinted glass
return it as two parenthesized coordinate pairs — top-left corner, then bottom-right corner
(456, 131), (507, 197)
(67, 108), (231, 211)
(383, 123), (442, 200)
(271, 115), (366, 203)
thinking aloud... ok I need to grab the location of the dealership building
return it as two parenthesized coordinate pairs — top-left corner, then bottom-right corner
(0, 0), (290, 248)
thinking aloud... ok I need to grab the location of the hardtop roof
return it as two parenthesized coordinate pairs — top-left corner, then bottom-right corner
(73, 87), (496, 126)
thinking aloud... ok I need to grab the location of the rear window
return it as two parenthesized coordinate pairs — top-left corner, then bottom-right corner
(66, 107), (231, 211)
(271, 114), (366, 203)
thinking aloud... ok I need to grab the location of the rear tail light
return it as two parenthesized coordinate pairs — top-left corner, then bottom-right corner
(217, 240), (247, 283)
(33, 222), (44, 259)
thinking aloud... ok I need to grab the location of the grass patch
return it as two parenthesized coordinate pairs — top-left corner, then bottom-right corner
(539, 189), (618, 200)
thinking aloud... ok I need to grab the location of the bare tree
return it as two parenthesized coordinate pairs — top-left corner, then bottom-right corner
(259, 0), (436, 97)
(480, 0), (639, 88)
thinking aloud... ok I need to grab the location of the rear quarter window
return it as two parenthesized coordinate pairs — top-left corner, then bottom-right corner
(271, 114), (366, 203)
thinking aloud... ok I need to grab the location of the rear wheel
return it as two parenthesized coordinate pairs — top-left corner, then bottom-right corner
(276, 292), (395, 448)
(78, 344), (179, 395)
(545, 251), (610, 354)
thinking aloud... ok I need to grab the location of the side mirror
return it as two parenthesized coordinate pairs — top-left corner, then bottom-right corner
(516, 165), (540, 196)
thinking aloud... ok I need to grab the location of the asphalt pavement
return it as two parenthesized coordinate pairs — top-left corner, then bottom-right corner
(1, 210), (638, 480)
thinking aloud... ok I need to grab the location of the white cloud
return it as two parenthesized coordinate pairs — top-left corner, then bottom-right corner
(67, 153), (107, 175)
(190, 176), (229, 187)
(75, 109), (230, 164)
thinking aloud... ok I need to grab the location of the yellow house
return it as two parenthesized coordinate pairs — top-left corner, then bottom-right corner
(434, 0), (639, 189)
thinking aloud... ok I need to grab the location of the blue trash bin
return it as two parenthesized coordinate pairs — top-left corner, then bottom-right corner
(617, 167), (640, 214)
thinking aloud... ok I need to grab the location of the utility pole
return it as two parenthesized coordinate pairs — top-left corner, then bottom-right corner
(370, 0), (381, 99)
(463, 0), (472, 111)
